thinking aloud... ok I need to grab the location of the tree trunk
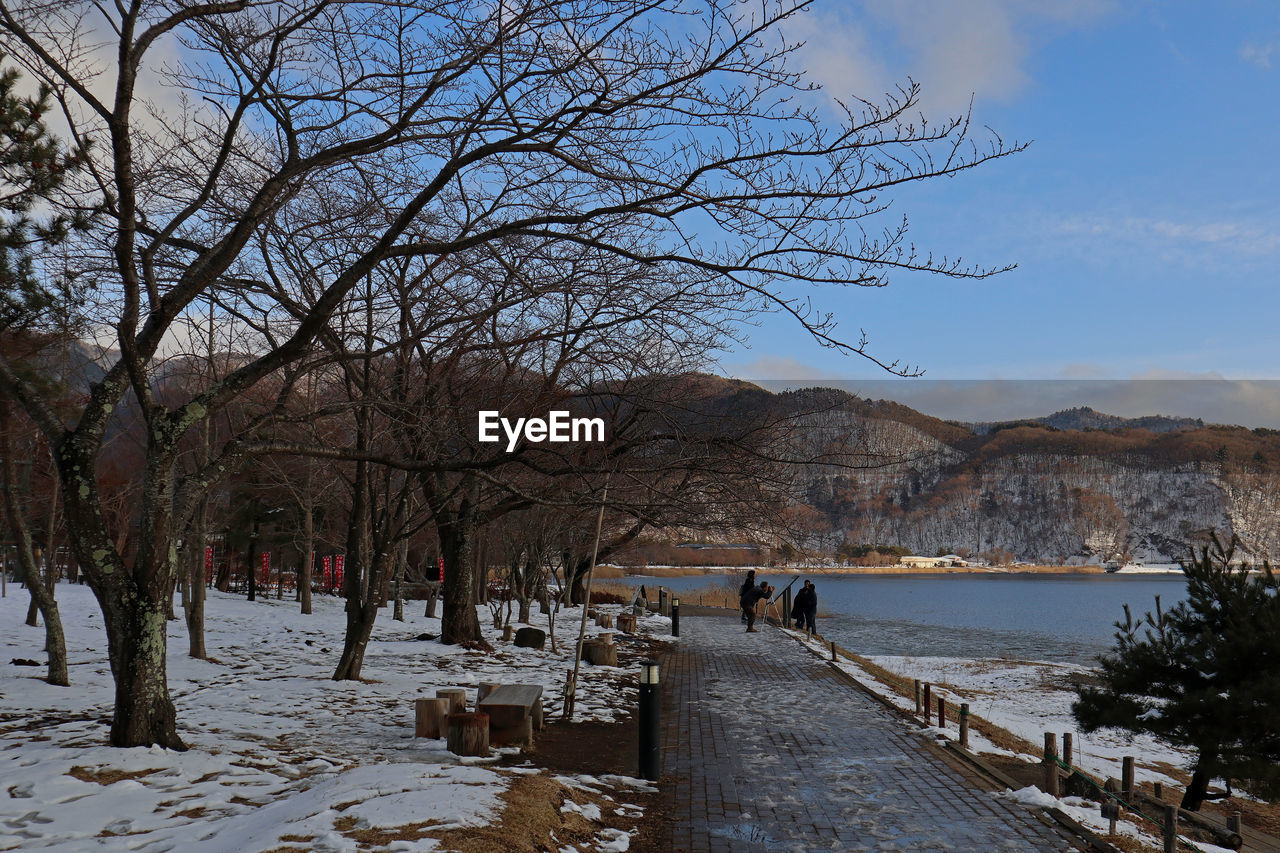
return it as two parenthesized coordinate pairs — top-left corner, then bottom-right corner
(299, 489), (314, 615)
(184, 501), (207, 659)
(102, 589), (185, 749)
(392, 538), (407, 621)
(0, 415), (69, 686)
(1181, 761), (1213, 811)
(438, 504), (482, 645)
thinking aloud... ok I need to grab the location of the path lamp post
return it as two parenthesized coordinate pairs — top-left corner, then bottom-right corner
(639, 660), (661, 781)
(671, 598), (679, 637)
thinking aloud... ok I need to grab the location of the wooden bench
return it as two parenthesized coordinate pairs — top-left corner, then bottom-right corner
(478, 684), (544, 746)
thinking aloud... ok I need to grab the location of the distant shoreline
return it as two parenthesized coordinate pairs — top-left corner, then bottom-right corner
(600, 563), (1129, 578)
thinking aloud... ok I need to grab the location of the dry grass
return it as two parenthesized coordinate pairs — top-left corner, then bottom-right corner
(421, 773), (607, 853)
(66, 766), (162, 785)
(592, 579), (743, 610)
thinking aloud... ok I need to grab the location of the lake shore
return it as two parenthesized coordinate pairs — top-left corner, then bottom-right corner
(602, 563), (1111, 578)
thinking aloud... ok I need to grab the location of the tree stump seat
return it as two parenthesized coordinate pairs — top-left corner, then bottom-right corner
(446, 711), (490, 756)
(581, 639), (618, 667)
(477, 683), (544, 746)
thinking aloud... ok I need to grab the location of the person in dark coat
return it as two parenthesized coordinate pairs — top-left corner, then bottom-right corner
(738, 570), (756, 623)
(803, 581), (818, 635)
(792, 580), (813, 632)
(740, 580), (773, 632)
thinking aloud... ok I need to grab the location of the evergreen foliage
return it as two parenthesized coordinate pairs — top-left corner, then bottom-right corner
(0, 55), (92, 329)
(1073, 533), (1280, 810)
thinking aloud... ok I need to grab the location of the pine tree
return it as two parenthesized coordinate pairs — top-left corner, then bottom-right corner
(1073, 533), (1280, 810)
(0, 54), (92, 329)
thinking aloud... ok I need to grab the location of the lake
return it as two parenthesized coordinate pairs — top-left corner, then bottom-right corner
(620, 572), (1190, 664)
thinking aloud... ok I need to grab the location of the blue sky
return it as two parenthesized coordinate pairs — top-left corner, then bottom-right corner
(724, 1), (1280, 384)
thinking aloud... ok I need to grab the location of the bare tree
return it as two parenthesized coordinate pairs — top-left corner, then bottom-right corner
(0, 0), (1020, 747)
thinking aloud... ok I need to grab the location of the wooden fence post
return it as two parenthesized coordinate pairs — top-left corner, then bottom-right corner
(1162, 804), (1177, 853)
(937, 697), (946, 729)
(1122, 756), (1135, 802)
(1062, 732), (1073, 767)
(959, 703), (969, 748)
(923, 683), (931, 725)
(914, 680), (922, 716)
(1043, 733), (1059, 798)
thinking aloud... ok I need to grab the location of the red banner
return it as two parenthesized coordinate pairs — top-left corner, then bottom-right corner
(335, 555), (345, 589)
(322, 556), (332, 589)
(259, 551), (271, 585)
(437, 556), (445, 585)
(204, 546), (213, 573)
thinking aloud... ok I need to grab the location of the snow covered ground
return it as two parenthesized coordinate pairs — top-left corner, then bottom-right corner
(0, 582), (663, 852)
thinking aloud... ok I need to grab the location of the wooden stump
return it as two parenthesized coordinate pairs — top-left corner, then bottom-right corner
(478, 682), (500, 703)
(415, 697), (449, 738)
(597, 632), (613, 645)
(581, 640), (618, 667)
(514, 627), (546, 650)
(617, 613), (637, 633)
(597, 613), (614, 628)
(531, 698), (544, 731)
(447, 712), (490, 757)
(437, 687), (467, 715)
(502, 625), (514, 642)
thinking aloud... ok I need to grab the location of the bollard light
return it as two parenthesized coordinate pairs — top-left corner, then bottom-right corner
(638, 659), (661, 781)
(641, 660), (660, 684)
(671, 598), (680, 637)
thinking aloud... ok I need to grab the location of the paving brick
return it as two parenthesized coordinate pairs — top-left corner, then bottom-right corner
(658, 614), (1083, 852)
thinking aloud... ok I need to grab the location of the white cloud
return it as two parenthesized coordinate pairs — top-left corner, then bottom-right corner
(1240, 40), (1276, 69)
(786, 0), (1113, 116)
(1056, 214), (1280, 256)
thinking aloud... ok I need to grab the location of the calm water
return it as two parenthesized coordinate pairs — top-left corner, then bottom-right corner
(623, 573), (1189, 664)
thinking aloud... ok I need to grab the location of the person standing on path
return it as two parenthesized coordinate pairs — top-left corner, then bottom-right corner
(803, 581), (818, 635)
(738, 570), (756, 623)
(740, 580), (772, 632)
(792, 579), (814, 633)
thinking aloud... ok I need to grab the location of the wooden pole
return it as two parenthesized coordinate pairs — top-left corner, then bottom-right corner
(959, 703), (970, 748)
(914, 680), (922, 715)
(830, 640), (837, 661)
(1153, 782), (1163, 800)
(1043, 733), (1059, 798)
(937, 697), (946, 729)
(1122, 756), (1135, 802)
(923, 683), (932, 724)
(1063, 732), (1073, 767)
(1162, 804), (1177, 853)
(564, 480), (609, 721)
(1228, 811), (1241, 834)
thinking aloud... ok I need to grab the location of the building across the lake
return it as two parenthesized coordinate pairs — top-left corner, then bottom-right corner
(899, 554), (968, 569)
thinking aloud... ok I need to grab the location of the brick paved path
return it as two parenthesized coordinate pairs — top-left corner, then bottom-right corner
(660, 613), (1084, 852)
